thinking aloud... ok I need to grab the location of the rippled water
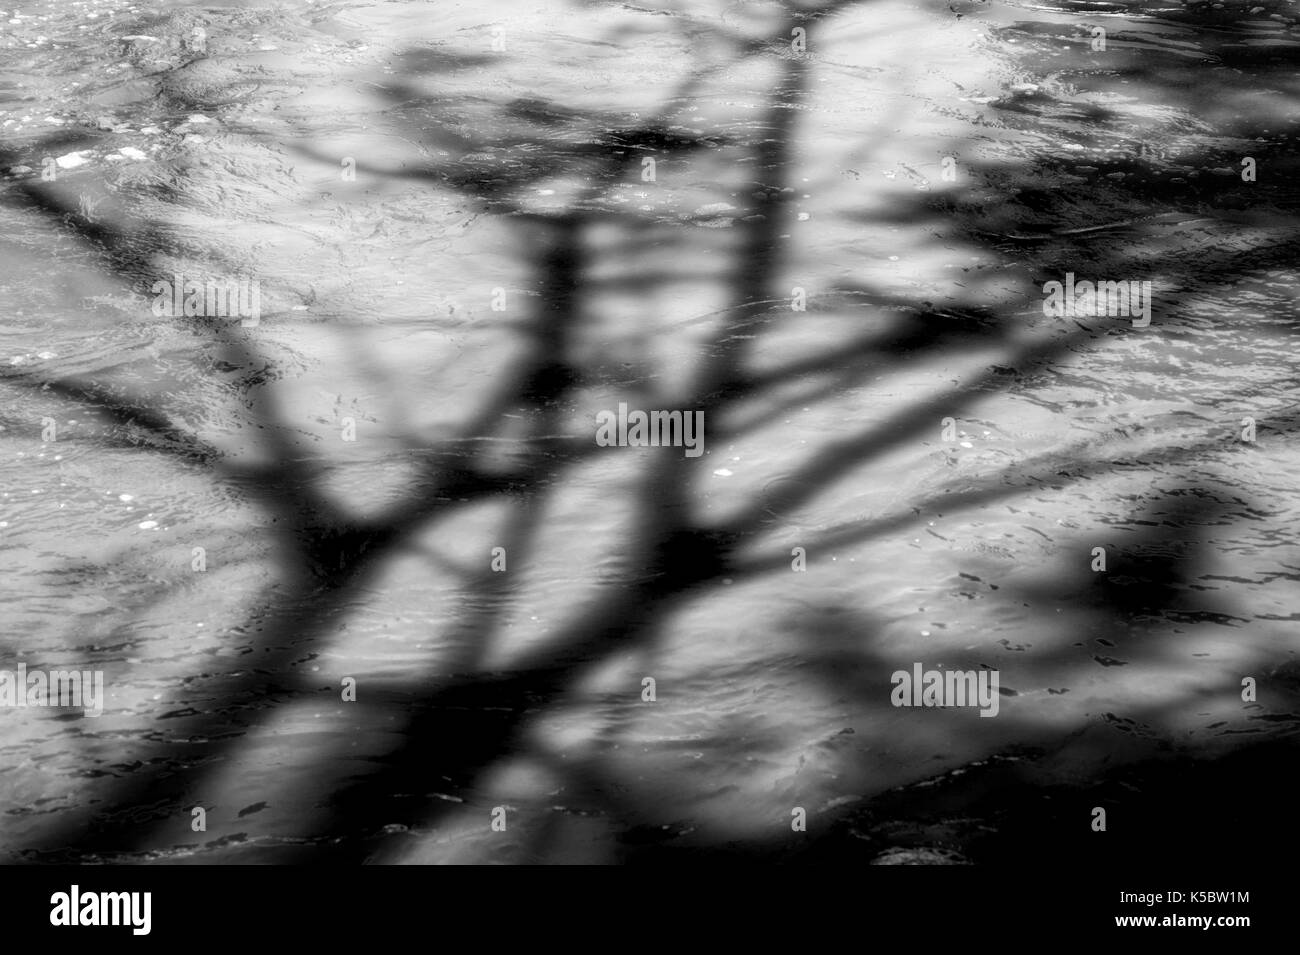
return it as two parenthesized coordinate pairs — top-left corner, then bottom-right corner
(2, 0), (1299, 863)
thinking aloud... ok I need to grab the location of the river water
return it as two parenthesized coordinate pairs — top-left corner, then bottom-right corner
(2, 0), (1298, 863)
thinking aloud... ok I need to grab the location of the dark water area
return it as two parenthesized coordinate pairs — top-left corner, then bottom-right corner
(1, 0), (1298, 865)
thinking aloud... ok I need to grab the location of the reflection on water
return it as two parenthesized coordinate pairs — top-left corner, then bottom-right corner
(1, 0), (1298, 863)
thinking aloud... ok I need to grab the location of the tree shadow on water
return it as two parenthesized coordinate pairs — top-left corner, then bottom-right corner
(2, 0), (1298, 864)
